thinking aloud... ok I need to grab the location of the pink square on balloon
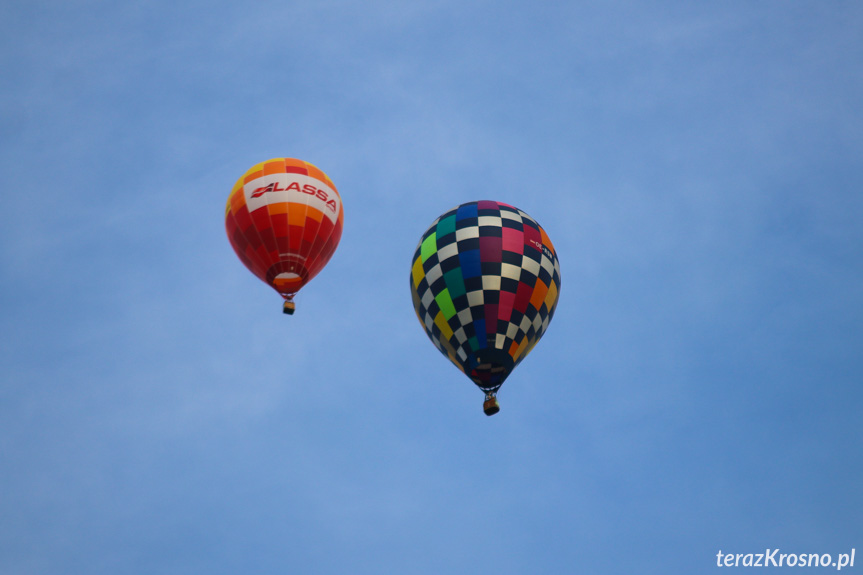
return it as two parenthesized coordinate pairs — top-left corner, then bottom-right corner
(502, 226), (523, 253)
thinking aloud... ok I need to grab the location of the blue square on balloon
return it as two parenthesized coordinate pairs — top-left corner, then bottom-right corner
(456, 203), (478, 222)
(459, 249), (481, 278)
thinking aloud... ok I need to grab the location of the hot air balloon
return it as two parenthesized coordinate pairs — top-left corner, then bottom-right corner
(225, 158), (344, 314)
(409, 201), (561, 415)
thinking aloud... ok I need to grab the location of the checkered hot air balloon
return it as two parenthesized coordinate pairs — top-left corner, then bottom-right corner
(409, 201), (561, 416)
(225, 158), (344, 315)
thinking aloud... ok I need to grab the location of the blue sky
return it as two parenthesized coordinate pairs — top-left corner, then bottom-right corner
(1, 1), (861, 573)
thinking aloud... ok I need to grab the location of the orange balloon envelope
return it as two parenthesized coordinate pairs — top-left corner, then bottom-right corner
(225, 158), (344, 314)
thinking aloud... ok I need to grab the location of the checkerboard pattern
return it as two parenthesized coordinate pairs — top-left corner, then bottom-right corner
(410, 201), (561, 393)
(225, 158), (344, 299)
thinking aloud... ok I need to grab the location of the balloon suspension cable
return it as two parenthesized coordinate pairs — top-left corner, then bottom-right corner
(482, 391), (500, 416)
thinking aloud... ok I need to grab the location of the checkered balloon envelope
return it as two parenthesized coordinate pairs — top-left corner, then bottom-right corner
(409, 201), (561, 413)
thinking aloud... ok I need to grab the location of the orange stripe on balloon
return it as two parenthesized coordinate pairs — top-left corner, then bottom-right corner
(529, 278), (549, 311)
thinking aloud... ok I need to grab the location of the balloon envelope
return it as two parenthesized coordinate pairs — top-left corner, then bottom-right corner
(409, 200), (561, 394)
(225, 158), (344, 305)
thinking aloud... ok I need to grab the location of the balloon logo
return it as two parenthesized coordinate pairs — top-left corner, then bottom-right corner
(409, 201), (561, 415)
(225, 158), (344, 314)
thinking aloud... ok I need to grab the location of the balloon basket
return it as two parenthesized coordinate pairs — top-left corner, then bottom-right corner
(282, 301), (296, 315)
(483, 395), (500, 416)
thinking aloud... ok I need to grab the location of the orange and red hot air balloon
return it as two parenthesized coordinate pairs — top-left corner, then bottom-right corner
(225, 158), (344, 314)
